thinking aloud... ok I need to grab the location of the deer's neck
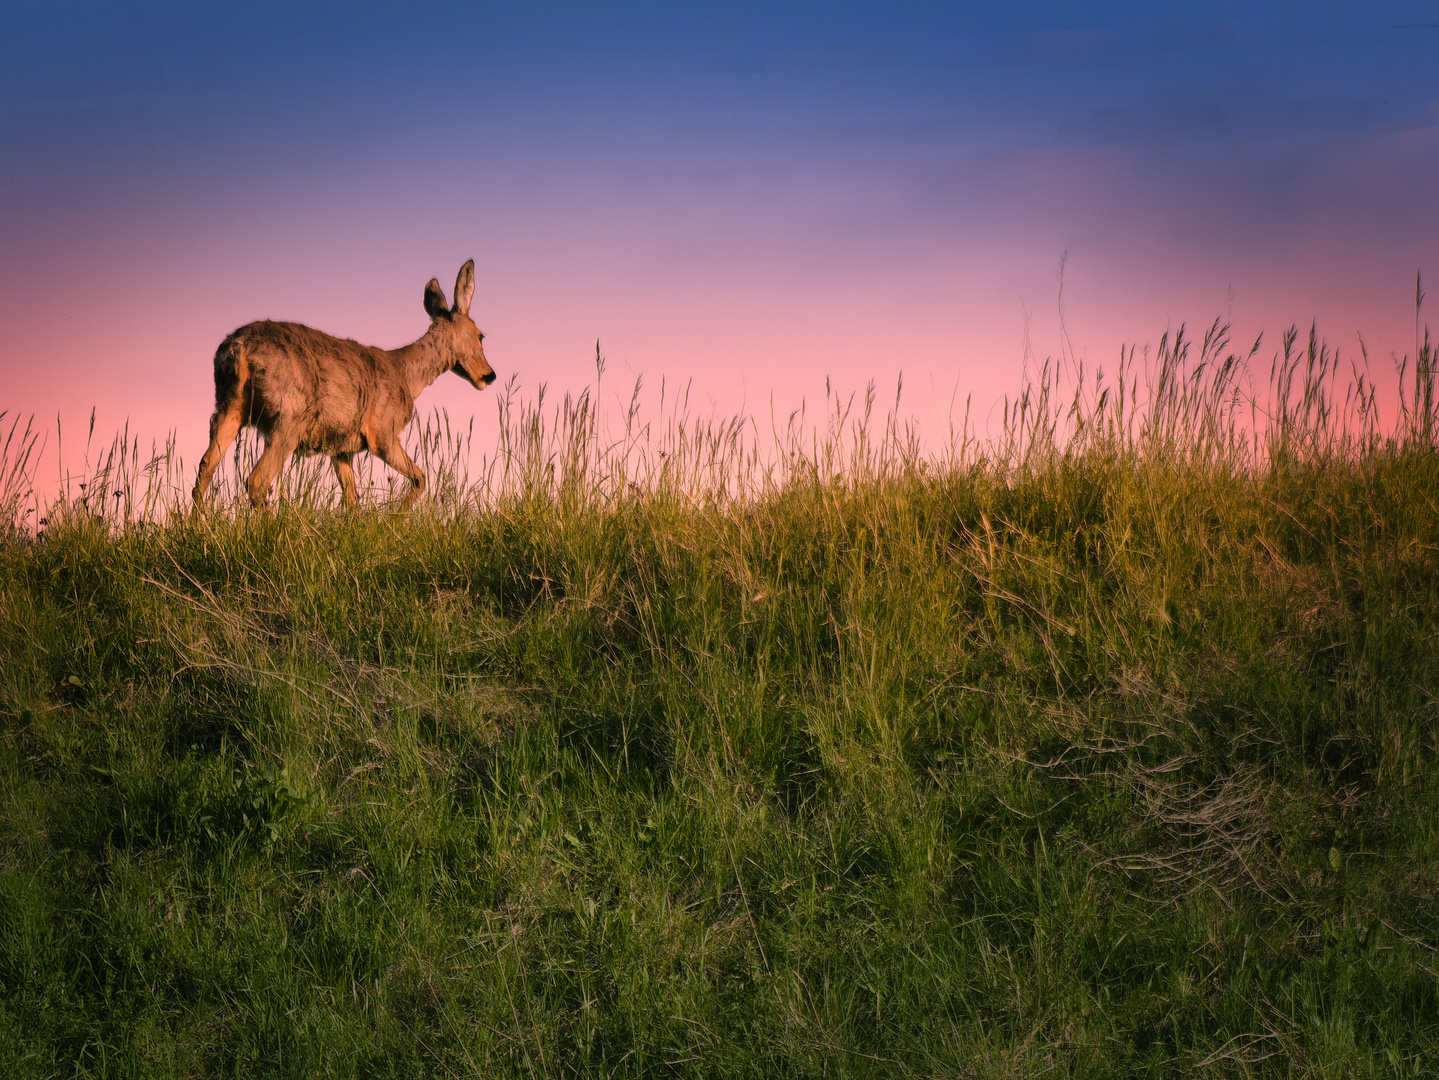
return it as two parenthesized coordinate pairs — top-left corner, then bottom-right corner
(390, 324), (453, 398)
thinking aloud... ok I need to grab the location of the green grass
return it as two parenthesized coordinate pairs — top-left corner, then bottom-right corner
(1, 320), (1437, 1077)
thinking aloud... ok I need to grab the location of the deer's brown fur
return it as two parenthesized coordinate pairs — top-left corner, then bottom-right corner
(193, 260), (495, 509)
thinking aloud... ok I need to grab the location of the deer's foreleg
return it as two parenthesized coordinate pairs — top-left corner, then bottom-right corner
(370, 433), (426, 510)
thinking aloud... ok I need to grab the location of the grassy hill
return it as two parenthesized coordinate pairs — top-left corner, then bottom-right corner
(1, 324), (1437, 1077)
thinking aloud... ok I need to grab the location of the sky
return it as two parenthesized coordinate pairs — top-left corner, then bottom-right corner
(3, 2), (1439, 488)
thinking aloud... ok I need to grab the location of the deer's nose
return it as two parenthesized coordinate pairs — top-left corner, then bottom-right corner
(482, 370), (497, 386)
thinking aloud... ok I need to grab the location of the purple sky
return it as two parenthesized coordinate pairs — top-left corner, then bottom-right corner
(4, 2), (1439, 489)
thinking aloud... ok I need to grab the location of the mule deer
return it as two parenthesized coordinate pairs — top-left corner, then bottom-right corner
(192, 260), (496, 510)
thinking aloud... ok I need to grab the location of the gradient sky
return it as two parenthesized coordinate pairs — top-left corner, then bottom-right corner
(4, 2), (1439, 483)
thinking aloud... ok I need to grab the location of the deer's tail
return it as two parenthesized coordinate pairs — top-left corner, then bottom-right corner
(194, 331), (254, 505)
(212, 332), (249, 418)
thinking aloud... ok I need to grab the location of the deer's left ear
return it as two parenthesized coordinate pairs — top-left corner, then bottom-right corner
(453, 260), (475, 317)
(423, 278), (449, 319)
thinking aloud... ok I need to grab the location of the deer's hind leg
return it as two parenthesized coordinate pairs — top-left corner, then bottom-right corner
(245, 424), (304, 509)
(332, 453), (359, 506)
(193, 397), (245, 505)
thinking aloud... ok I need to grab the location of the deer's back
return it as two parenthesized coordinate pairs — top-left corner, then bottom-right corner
(216, 321), (412, 452)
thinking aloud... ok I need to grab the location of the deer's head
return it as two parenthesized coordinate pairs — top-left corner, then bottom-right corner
(424, 260), (496, 390)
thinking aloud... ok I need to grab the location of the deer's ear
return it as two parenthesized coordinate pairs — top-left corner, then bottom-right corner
(453, 260), (475, 317)
(423, 278), (449, 319)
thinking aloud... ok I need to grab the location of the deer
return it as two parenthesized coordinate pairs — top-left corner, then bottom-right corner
(192, 260), (496, 511)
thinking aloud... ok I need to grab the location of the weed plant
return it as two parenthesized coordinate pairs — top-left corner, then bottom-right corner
(1, 319), (1437, 1077)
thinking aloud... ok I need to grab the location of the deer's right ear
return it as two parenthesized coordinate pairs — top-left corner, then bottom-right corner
(423, 278), (449, 319)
